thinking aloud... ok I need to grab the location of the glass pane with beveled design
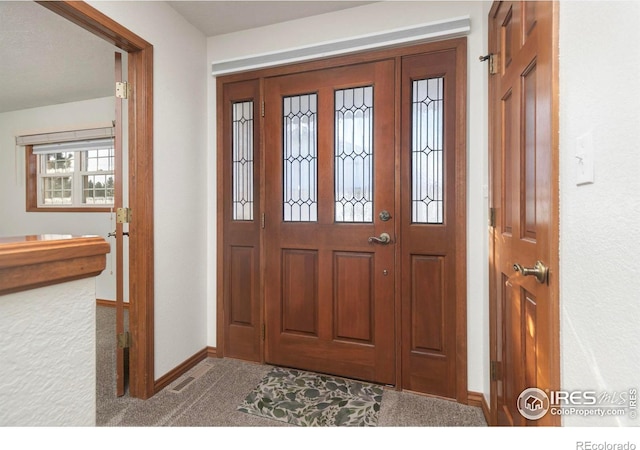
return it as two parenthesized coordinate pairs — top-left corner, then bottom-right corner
(283, 93), (317, 222)
(335, 86), (374, 223)
(232, 101), (254, 221)
(412, 77), (444, 224)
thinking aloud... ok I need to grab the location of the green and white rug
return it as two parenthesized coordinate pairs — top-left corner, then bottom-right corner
(238, 366), (384, 426)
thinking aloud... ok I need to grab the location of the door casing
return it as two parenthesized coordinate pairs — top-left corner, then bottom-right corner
(217, 38), (468, 402)
(39, 1), (156, 400)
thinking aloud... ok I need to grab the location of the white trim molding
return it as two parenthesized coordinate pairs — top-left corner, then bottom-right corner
(16, 126), (114, 148)
(211, 16), (471, 76)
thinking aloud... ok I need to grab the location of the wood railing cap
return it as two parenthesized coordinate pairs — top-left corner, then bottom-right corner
(0, 235), (111, 295)
(0, 234), (111, 269)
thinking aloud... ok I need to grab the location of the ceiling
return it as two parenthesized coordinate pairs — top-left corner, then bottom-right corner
(0, 1), (116, 114)
(0, 1), (375, 114)
(168, 1), (376, 37)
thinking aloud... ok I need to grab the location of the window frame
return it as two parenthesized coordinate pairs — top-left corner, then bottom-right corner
(26, 145), (115, 213)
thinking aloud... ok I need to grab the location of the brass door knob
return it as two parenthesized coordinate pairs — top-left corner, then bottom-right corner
(513, 260), (549, 284)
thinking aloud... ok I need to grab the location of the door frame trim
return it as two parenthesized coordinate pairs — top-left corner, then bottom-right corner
(217, 37), (467, 402)
(38, 1), (156, 399)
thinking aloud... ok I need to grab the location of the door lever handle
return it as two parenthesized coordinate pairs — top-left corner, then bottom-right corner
(513, 260), (549, 284)
(368, 232), (391, 245)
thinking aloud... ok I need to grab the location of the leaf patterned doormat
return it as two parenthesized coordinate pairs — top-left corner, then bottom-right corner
(238, 366), (384, 426)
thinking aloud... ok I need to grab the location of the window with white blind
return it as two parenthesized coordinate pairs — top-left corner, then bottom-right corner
(20, 127), (116, 211)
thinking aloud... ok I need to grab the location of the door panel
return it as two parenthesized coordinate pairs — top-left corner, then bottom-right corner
(400, 49), (461, 399)
(489, 0), (559, 426)
(281, 249), (318, 335)
(410, 255), (445, 353)
(334, 252), (374, 343)
(221, 80), (262, 362)
(230, 246), (255, 325)
(264, 60), (396, 385)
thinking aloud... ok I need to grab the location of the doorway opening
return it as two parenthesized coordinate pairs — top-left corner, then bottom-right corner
(39, 1), (155, 400)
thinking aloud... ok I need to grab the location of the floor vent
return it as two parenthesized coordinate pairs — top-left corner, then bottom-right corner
(168, 360), (214, 394)
(169, 376), (195, 393)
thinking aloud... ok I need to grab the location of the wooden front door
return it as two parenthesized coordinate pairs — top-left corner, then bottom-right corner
(264, 60), (396, 385)
(218, 39), (467, 397)
(489, 1), (560, 425)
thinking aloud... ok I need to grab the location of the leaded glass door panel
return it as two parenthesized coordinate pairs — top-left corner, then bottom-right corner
(264, 60), (396, 385)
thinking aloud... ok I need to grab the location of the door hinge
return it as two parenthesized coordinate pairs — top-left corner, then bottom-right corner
(480, 53), (499, 75)
(489, 207), (496, 228)
(117, 331), (131, 349)
(490, 360), (502, 381)
(261, 100), (265, 117)
(489, 54), (498, 75)
(115, 81), (130, 99)
(262, 323), (266, 340)
(116, 207), (132, 224)
(261, 213), (265, 229)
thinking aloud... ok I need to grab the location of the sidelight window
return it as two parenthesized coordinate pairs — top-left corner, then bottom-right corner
(411, 77), (444, 224)
(232, 101), (255, 221)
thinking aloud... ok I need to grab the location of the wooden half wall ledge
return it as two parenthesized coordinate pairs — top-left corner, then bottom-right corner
(0, 234), (110, 296)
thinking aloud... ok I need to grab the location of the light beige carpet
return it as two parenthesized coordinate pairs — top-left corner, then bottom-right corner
(96, 305), (487, 427)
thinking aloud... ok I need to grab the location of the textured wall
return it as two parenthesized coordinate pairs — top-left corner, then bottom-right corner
(88, 1), (209, 379)
(559, 1), (640, 426)
(0, 278), (96, 426)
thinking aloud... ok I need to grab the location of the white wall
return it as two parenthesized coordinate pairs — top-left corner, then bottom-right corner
(88, 1), (209, 378)
(559, 1), (640, 426)
(207, 1), (490, 398)
(0, 278), (96, 426)
(0, 97), (116, 300)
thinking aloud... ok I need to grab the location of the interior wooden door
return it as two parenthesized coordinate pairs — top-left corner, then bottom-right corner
(114, 51), (128, 397)
(263, 60), (396, 385)
(489, 1), (560, 426)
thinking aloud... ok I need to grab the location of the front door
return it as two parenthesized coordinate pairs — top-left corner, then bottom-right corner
(489, 1), (560, 426)
(219, 40), (467, 397)
(263, 60), (396, 385)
